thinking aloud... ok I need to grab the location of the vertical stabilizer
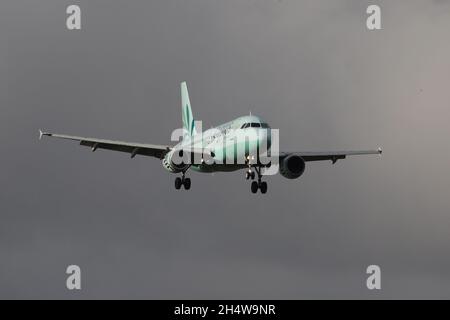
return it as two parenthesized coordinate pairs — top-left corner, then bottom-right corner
(181, 82), (197, 138)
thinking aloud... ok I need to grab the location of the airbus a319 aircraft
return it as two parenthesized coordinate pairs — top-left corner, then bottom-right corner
(40, 82), (381, 194)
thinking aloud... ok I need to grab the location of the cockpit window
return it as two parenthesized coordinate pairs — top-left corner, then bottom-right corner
(241, 122), (267, 128)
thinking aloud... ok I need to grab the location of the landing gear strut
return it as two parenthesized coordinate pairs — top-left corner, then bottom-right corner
(245, 169), (256, 180)
(245, 156), (256, 180)
(249, 166), (267, 194)
(175, 168), (191, 190)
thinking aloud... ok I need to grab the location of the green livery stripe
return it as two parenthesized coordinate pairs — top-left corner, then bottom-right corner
(183, 104), (195, 136)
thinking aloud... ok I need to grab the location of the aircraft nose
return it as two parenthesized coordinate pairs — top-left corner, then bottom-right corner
(247, 128), (271, 154)
(258, 128), (271, 152)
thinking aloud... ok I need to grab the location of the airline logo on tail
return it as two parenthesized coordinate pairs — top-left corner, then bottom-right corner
(181, 82), (197, 137)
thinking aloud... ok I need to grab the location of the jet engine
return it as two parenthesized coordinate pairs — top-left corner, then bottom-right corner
(279, 154), (306, 179)
(162, 149), (190, 173)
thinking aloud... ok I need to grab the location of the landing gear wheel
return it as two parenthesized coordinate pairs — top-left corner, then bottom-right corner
(259, 181), (267, 194)
(251, 181), (259, 194)
(183, 177), (191, 190)
(175, 177), (182, 190)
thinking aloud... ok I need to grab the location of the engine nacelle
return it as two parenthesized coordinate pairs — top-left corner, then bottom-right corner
(162, 149), (190, 173)
(279, 154), (306, 179)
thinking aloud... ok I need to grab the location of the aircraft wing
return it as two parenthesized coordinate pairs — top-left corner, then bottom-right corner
(280, 148), (382, 163)
(39, 130), (172, 159)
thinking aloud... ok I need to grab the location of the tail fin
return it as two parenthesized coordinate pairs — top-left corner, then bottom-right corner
(181, 82), (197, 138)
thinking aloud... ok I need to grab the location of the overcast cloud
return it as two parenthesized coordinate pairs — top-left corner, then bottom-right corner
(1, 0), (450, 299)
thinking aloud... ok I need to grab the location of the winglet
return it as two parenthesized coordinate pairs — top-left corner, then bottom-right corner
(39, 129), (50, 140)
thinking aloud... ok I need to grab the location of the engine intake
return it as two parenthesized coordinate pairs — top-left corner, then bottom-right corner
(279, 154), (305, 179)
(162, 150), (190, 173)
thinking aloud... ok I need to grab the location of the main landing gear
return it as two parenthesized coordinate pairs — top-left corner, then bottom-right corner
(175, 175), (191, 190)
(175, 169), (191, 190)
(247, 166), (268, 194)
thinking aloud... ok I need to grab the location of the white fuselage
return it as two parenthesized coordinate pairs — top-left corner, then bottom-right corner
(164, 115), (271, 173)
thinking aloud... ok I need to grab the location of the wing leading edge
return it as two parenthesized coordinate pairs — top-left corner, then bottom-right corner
(280, 148), (382, 164)
(39, 130), (172, 159)
(39, 130), (381, 164)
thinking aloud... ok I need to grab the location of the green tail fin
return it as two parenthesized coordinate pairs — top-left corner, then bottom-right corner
(181, 82), (197, 137)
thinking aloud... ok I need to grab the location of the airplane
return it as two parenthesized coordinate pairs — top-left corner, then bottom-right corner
(39, 82), (382, 194)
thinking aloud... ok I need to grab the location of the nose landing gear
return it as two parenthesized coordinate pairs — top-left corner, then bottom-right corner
(249, 166), (268, 194)
(245, 170), (256, 180)
(251, 180), (268, 194)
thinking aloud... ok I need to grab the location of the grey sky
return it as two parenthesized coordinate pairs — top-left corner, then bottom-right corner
(1, 0), (450, 299)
